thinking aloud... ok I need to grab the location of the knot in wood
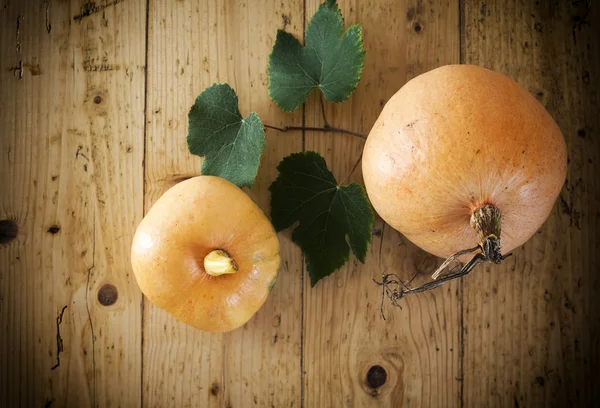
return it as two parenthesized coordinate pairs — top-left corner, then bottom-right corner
(366, 365), (387, 389)
(98, 283), (118, 306)
(0, 219), (18, 244)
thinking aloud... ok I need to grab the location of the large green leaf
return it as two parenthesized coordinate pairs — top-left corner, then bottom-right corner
(270, 151), (374, 286)
(187, 84), (265, 187)
(268, 0), (365, 112)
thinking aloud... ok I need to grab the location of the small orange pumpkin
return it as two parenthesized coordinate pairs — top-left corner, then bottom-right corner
(131, 176), (280, 332)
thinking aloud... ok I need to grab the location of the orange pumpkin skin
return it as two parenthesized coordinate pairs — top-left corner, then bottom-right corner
(362, 65), (567, 259)
(131, 176), (280, 332)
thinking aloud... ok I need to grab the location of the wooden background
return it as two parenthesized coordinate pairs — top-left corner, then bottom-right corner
(1, 0), (598, 406)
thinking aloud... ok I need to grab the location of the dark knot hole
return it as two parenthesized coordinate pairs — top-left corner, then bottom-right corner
(0, 219), (18, 244)
(366, 365), (388, 389)
(98, 283), (118, 306)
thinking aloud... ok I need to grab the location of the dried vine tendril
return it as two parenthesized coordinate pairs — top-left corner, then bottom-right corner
(374, 204), (512, 319)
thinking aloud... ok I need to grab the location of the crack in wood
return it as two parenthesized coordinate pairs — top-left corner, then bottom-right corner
(377, 221), (388, 320)
(73, 0), (123, 22)
(85, 212), (97, 407)
(571, 0), (591, 44)
(459, 279), (465, 408)
(16, 15), (23, 54)
(50, 305), (68, 370)
(82, 63), (120, 72)
(559, 192), (581, 230)
(44, 0), (52, 34)
(7, 61), (23, 80)
(76, 146), (90, 162)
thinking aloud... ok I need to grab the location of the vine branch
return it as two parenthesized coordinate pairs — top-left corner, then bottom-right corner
(339, 152), (363, 185)
(264, 124), (367, 140)
(319, 93), (330, 127)
(374, 243), (513, 318)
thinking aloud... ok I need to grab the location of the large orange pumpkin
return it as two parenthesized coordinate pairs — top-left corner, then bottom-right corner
(131, 176), (280, 332)
(362, 65), (567, 261)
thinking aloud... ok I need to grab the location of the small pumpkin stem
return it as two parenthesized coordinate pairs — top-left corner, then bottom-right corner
(470, 204), (501, 238)
(470, 204), (503, 264)
(204, 249), (238, 276)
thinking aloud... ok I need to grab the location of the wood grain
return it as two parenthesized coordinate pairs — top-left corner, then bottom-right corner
(0, 0), (145, 407)
(143, 1), (303, 406)
(462, 1), (600, 406)
(302, 1), (461, 406)
(2, 0), (599, 407)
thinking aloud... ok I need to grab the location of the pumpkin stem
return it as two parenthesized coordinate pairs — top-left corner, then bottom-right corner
(470, 204), (502, 237)
(470, 204), (504, 264)
(204, 249), (238, 276)
(431, 204), (504, 280)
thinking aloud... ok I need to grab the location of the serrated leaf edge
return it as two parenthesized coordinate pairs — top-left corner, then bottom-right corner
(323, 23), (365, 104)
(266, 30), (309, 113)
(339, 181), (374, 263)
(270, 151), (375, 286)
(188, 83), (266, 188)
(188, 82), (241, 116)
(267, 0), (365, 112)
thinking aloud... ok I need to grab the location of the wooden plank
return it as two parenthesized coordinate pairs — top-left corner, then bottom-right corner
(462, 1), (600, 406)
(143, 1), (303, 406)
(0, 0), (145, 407)
(302, 1), (460, 406)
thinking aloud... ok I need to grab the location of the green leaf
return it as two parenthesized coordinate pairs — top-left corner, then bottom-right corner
(268, 0), (365, 112)
(270, 151), (374, 286)
(187, 83), (266, 187)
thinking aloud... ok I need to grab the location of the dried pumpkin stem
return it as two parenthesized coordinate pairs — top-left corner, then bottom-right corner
(470, 204), (502, 237)
(432, 204), (504, 280)
(469, 204), (504, 264)
(204, 249), (238, 276)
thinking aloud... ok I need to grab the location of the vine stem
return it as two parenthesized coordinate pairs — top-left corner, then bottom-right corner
(319, 94), (330, 127)
(264, 124), (368, 140)
(375, 204), (512, 317)
(339, 152), (363, 185)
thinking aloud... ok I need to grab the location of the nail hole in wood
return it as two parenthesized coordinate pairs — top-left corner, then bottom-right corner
(0, 219), (18, 244)
(47, 225), (61, 234)
(366, 365), (387, 389)
(98, 283), (118, 306)
(413, 22), (422, 33)
(93, 95), (102, 104)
